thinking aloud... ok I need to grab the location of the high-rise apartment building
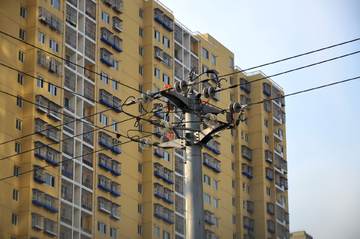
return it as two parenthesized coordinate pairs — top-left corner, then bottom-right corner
(0, 0), (289, 239)
(290, 231), (313, 239)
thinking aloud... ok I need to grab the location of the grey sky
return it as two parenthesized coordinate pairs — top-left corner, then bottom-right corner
(160, 0), (360, 238)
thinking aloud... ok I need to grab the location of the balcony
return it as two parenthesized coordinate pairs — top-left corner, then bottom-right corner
(85, 0), (96, 20)
(154, 46), (164, 61)
(174, 24), (182, 44)
(61, 179), (73, 202)
(275, 154), (287, 174)
(276, 205), (286, 224)
(154, 183), (164, 199)
(112, 0), (123, 14)
(34, 141), (47, 160)
(154, 163), (164, 179)
(60, 202), (72, 225)
(154, 203), (164, 219)
(66, 5), (77, 27)
(163, 187), (174, 204)
(112, 16), (123, 32)
(163, 52), (173, 68)
(65, 68), (76, 91)
(266, 167), (274, 180)
(35, 95), (49, 114)
(34, 165), (46, 183)
(154, 147), (164, 158)
(100, 48), (113, 67)
(61, 159), (73, 179)
(35, 118), (47, 136)
(175, 155), (184, 175)
(111, 203), (121, 220)
(240, 78), (251, 93)
(98, 197), (111, 214)
(46, 125), (61, 142)
(111, 181), (121, 196)
(267, 202), (275, 215)
(241, 95), (251, 109)
(175, 175), (184, 195)
(65, 26), (77, 49)
(82, 168), (93, 189)
(48, 57), (63, 77)
(99, 89), (113, 108)
(48, 101), (62, 121)
(62, 135), (74, 157)
(67, 0), (77, 7)
(98, 175), (111, 192)
(100, 27), (114, 46)
(175, 195), (185, 215)
(112, 96), (122, 112)
(60, 225), (72, 239)
(263, 82), (271, 96)
(63, 114), (75, 135)
(50, 15), (63, 34)
(84, 80), (95, 101)
(204, 210), (215, 225)
(44, 218), (58, 237)
(285, 212), (289, 224)
(203, 153), (221, 173)
(83, 123), (94, 146)
(175, 61), (183, 80)
(277, 222), (289, 239)
(208, 139), (221, 155)
(191, 55), (198, 74)
(162, 15), (174, 32)
(241, 145), (252, 161)
(113, 36), (123, 52)
(244, 235), (254, 239)
(81, 213), (92, 235)
(267, 220), (275, 233)
(39, 6), (51, 25)
(111, 160), (121, 176)
(98, 153), (112, 171)
(265, 150), (273, 163)
(275, 172), (288, 191)
(46, 146), (61, 166)
(242, 163), (253, 179)
(205, 230), (214, 239)
(103, 0), (112, 7)
(99, 132), (112, 149)
(85, 39), (96, 62)
(163, 207), (174, 224)
(247, 201), (254, 213)
(32, 213), (44, 230)
(273, 103), (285, 125)
(163, 167), (174, 184)
(243, 216), (254, 231)
(81, 189), (92, 211)
(85, 18), (95, 40)
(44, 194), (59, 213)
(32, 189), (45, 207)
(264, 99), (271, 112)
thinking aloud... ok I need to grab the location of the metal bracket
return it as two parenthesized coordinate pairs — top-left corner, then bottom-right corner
(158, 139), (186, 149)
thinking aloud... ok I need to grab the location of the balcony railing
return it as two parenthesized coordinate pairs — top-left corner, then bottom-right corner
(154, 46), (164, 61)
(100, 27), (114, 46)
(154, 183), (164, 198)
(163, 187), (174, 204)
(62, 158), (73, 179)
(267, 220), (275, 233)
(81, 189), (92, 211)
(174, 24), (182, 43)
(113, 36), (123, 52)
(85, 0), (96, 20)
(247, 201), (254, 213)
(83, 123), (94, 146)
(50, 15), (63, 34)
(175, 175), (184, 195)
(175, 61), (183, 80)
(113, 16), (123, 32)
(65, 68), (76, 91)
(190, 55), (198, 74)
(163, 207), (174, 224)
(273, 103), (285, 125)
(111, 181), (121, 196)
(85, 18), (96, 40)
(242, 163), (253, 178)
(112, 0), (124, 14)
(82, 168), (93, 189)
(100, 48), (113, 67)
(85, 38), (95, 61)
(204, 210), (215, 225)
(154, 8), (174, 32)
(163, 52), (173, 68)
(61, 179), (73, 202)
(98, 175), (111, 192)
(32, 213), (44, 230)
(275, 172), (288, 190)
(240, 78), (251, 93)
(34, 165), (46, 183)
(60, 225), (72, 239)
(60, 202), (72, 225)
(62, 135), (74, 157)
(35, 94), (49, 113)
(98, 197), (111, 214)
(66, 5), (77, 27)
(263, 82), (271, 96)
(111, 203), (121, 220)
(203, 153), (221, 173)
(205, 230), (214, 239)
(35, 118), (47, 135)
(34, 141), (47, 160)
(44, 218), (58, 237)
(175, 155), (184, 175)
(111, 160), (121, 176)
(154, 162), (164, 178)
(44, 194), (59, 213)
(39, 6), (51, 25)
(265, 149), (273, 163)
(267, 202), (275, 215)
(175, 195), (185, 215)
(98, 153), (112, 171)
(266, 167), (274, 180)
(163, 167), (174, 184)
(207, 139), (221, 154)
(264, 99), (271, 112)
(99, 131), (112, 148)
(275, 154), (287, 173)
(47, 125), (61, 142)
(63, 113), (75, 134)
(66, 25), (77, 49)
(241, 145), (252, 161)
(49, 101), (62, 121)
(32, 189), (45, 207)
(243, 216), (254, 231)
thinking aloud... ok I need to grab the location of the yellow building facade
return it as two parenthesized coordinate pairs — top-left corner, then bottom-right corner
(0, 0), (289, 239)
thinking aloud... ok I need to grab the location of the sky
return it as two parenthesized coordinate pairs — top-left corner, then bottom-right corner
(160, 0), (360, 238)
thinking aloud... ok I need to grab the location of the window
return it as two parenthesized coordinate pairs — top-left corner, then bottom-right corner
(232, 180), (236, 189)
(138, 123), (143, 133)
(138, 103), (143, 114)
(100, 113), (108, 126)
(20, 6), (26, 19)
(213, 198), (218, 209)
(139, 46), (143, 56)
(243, 200), (245, 209)
(281, 196), (286, 205)
(112, 79), (118, 90)
(231, 145), (235, 154)
(48, 83), (58, 96)
(164, 151), (170, 162)
(231, 162), (235, 171)
(138, 143), (143, 153)
(163, 36), (170, 48)
(50, 0), (60, 11)
(229, 57), (234, 69)
(113, 59), (118, 70)
(243, 183), (245, 191)
(139, 27), (144, 37)
(138, 183), (143, 194)
(19, 28), (25, 41)
(138, 204), (143, 214)
(202, 48), (209, 59)
(14, 165), (20, 177)
(37, 76), (44, 88)
(232, 215), (236, 224)
(204, 193), (211, 205)
(241, 131), (244, 139)
(247, 185), (250, 194)
(18, 73), (24, 85)
(154, 30), (160, 41)
(16, 119), (22, 131)
(214, 217), (219, 227)
(154, 67), (160, 78)
(231, 128), (234, 137)
(202, 65), (208, 75)
(211, 54), (216, 64)
(204, 175), (210, 185)
(266, 186), (271, 196)
(163, 231), (170, 239)
(245, 118), (248, 125)
(245, 134), (249, 143)
(112, 120), (118, 132)
(213, 179), (218, 190)
(18, 50), (24, 63)
(13, 189), (19, 201)
(64, 97), (69, 108)
(232, 197), (236, 206)
(16, 96), (23, 108)
(101, 11), (110, 24)
(15, 142), (21, 154)
(45, 173), (55, 187)
(98, 221), (107, 234)
(138, 224), (143, 235)
(163, 74), (170, 85)
(139, 84), (143, 93)
(279, 145), (284, 153)
(154, 226), (160, 237)
(49, 38), (59, 53)
(101, 72), (109, 84)
(139, 8), (143, 19)
(230, 76), (233, 85)
(265, 135), (269, 144)
(38, 32), (46, 44)
(264, 118), (269, 128)
(139, 65), (143, 75)
(12, 213), (18, 226)
(110, 227), (116, 238)
(233, 233), (237, 239)
(138, 163), (143, 174)
(230, 93), (234, 102)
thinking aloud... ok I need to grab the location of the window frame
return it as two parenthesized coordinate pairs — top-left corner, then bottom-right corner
(101, 72), (109, 84)
(14, 165), (20, 177)
(139, 65), (143, 75)
(98, 221), (107, 234)
(16, 96), (23, 108)
(138, 203), (143, 214)
(138, 163), (143, 174)
(211, 54), (216, 64)
(202, 48), (209, 59)
(138, 224), (143, 235)
(213, 179), (218, 190)
(18, 73), (24, 85)
(37, 76), (44, 88)
(138, 183), (143, 194)
(99, 113), (109, 126)
(18, 50), (25, 63)
(112, 79), (118, 90)
(163, 151), (170, 162)
(45, 173), (55, 187)
(16, 118), (22, 131)
(13, 189), (19, 201)
(19, 28), (25, 41)
(15, 142), (21, 154)
(20, 6), (26, 19)
(163, 73), (170, 85)
(110, 227), (116, 238)
(154, 67), (160, 79)
(112, 120), (118, 132)
(213, 198), (218, 209)
(48, 83), (58, 97)
(113, 59), (118, 70)
(139, 8), (144, 19)
(163, 36), (170, 48)
(49, 38), (59, 53)
(139, 27), (144, 37)
(204, 175), (211, 186)
(101, 11), (110, 24)
(139, 46), (143, 56)
(12, 213), (18, 226)
(154, 30), (160, 41)
(154, 225), (160, 237)
(204, 193), (211, 205)
(38, 32), (46, 44)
